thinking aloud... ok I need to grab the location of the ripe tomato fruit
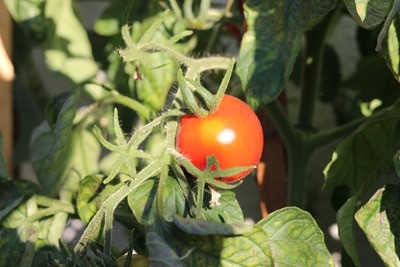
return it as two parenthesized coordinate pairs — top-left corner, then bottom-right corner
(176, 94), (263, 183)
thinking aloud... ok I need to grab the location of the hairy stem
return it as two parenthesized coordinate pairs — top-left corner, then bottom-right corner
(264, 99), (297, 149)
(308, 117), (365, 150)
(278, 8), (338, 207)
(74, 156), (168, 254)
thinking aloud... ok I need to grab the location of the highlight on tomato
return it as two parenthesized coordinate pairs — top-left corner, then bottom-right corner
(176, 94), (264, 183)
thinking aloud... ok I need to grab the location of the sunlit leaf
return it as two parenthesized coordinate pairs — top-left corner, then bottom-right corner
(76, 175), (103, 225)
(323, 102), (400, 264)
(202, 190), (244, 224)
(15, 197), (40, 243)
(0, 194), (69, 267)
(93, 0), (125, 36)
(116, 254), (149, 267)
(42, 0), (98, 83)
(70, 128), (101, 177)
(377, 13), (400, 81)
(343, 0), (391, 29)
(355, 184), (400, 266)
(237, 0), (337, 108)
(77, 175), (121, 225)
(150, 207), (333, 266)
(4, 0), (47, 41)
(0, 179), (40, 222)
(255, 207), (334, 266)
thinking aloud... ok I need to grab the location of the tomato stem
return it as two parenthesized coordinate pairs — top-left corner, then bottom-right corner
(177, 58), (235, 117)
(157, 165), (171, 221)
(211, 58), (235, 113)
(297, 8), (337, 128)
(195, 179), (206, 218)
(177, 69), (209, 117)
(262, 8), (339, 208)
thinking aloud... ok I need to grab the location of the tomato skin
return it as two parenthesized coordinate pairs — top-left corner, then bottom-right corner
(176, 95), (263, 183)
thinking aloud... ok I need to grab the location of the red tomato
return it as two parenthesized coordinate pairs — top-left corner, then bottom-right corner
(176, 95), (263, 183)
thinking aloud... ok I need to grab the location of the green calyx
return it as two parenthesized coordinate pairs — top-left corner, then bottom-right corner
(177, 58), (235, 117)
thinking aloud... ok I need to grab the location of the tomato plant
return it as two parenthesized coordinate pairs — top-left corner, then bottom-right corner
(2, 0), (400, 266)
(177, 94), (263, 183)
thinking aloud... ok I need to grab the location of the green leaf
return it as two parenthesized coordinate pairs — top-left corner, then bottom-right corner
(146, 231), (182, 267)
(93, 0), (125, 36)
(0, 193), (72, 267)
(323, 103), (400, 265)
(154, 207), (333, 266)
(236, 0), (337, 108)
(127, 13), (189, 112)
(4, 0), (47, 41)
(31, 124), (101, 197)
(44, 91), (74, 130)
(355, 184), (400, 266)
(32, 88), (101, 196)
(115, 10), (194, 112)
(377, 11), (400, 81)
(30, 121), (53, 181)
(343, 55), (400, 107)
(42, 0), (98, 83)
(254, 207), (334, 266)
(69, 128), (101, 177)
(76, 175), (121, 225)
(172, 215), (253, 236)
(0, 227), (25, 267)
(39, 211), (68, 246)
(202, 190), (244, 224)
(31, 240), (64, 267)
(76, 175), (103, 225)
(393, 148), (400, 177)
(0, 179), (40, 222)
(15, 197), (40, 243)
(127, 177), (157, 225)
(343, 0), (391, 29)
(99, 151), (132, 178)
(336, 195), (360, 266)
(324, 111), (400, 195)
(161, 176), (191, 221)
(44, 89), (80, 170)
(31, 89), (79, 194)
(127, 174), (191, 226)
(4, 0), (44, 21)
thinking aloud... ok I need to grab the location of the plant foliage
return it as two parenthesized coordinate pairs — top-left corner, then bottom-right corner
(2, 0), (400, 266)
